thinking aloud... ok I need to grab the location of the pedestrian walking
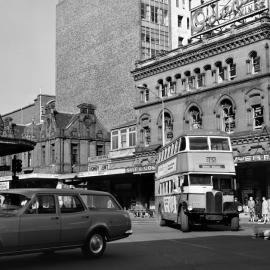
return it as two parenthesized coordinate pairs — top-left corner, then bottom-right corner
(255, 197), (262, 222)
(261, 197), (269, 224)
(248, 196), (255, 222)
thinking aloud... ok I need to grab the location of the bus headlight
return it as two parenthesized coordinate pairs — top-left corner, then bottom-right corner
(187, 205), (193, 211)
(237, 205), (243, 212)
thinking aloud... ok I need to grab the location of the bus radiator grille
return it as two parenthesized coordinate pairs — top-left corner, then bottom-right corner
(206, 191), (223, 214)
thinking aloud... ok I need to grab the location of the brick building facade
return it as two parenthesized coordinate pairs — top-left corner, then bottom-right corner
(132, 10), (270, 203)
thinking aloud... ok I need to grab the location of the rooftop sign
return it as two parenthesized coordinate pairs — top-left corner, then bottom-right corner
(191, 0), (269, 38)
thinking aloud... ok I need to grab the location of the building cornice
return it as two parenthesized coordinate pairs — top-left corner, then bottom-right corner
(132, 20), (270, 81)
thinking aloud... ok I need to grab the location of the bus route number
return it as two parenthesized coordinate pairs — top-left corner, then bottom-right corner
(206, 157), (216, 163)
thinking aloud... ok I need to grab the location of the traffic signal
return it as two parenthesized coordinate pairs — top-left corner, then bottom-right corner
(15, 159), (22, 173)
(12, 157), (22, 174)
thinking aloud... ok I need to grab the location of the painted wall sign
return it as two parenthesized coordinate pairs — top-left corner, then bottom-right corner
(234, 154), (270, 163)
(126, 165), (156, 174)
(191, 0), (268, 37)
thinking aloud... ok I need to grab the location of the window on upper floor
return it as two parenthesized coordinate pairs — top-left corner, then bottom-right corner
(50, 143), (55, 164)
(252, 104), (264, 130)
(129, 127), (137, 147)
(96, 144), (104, 156)
(194, 68), (205, 88)
(166, 77), (176, 96)
(41, 145), (46, 165)
(187, 17), (190, 29)
(111, 130), (119, 150)
(120, 129), (127, 148)
(215, 61), (225, 83)
(71, 143), (79, 165)
(226, 58), (236, 80)
(247, 51), (261, 74)
(188, 106), (202, 130)
(178, 15), (183, 27)
(140, 126), (151, 147)
(220, 99), (235, 134)
(178, 36), (183, 47)
(111, 127), (137, 150)
(182, 0), (185, 9)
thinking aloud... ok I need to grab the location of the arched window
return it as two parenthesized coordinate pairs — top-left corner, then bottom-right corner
(220, 99), (235, 133)
(215, 61), (225, 83)
(157, 110), (174, 144)
(139, 114), (151, 146)
(166, 76), (176, 96)
(157, 79), (167, 98)
(244, 89), (264, 130)
(247, 51), (261, 74)
(188, 106), (202, 130)
(194, 67), (205, 88)
(182, 70), (194, 91)
(225, 58), (236, 80)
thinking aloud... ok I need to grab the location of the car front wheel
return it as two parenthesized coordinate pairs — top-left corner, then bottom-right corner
(82, 232), (106, 258)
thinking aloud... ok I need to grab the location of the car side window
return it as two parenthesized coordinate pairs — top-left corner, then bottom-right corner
(25, 195), (56, 214)
(80, 194), (120, 210)
(58, 195), (85, 213)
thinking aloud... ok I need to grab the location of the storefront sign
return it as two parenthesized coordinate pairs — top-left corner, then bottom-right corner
(191, 0), (268, 37)
(126, 165), (156, 174)
(234, 154), (270, 163)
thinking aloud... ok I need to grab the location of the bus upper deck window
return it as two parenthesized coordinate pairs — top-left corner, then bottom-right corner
(179, 137), (186, 151)
(210, 138), (230, 151)
(189, 137), (208, 150)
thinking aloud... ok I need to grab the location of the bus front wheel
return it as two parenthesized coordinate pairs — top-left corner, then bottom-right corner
(180, 208), (190, 232)
(230, 216), (239, 231)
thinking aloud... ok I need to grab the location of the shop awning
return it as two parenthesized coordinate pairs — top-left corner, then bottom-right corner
(0, 136), (36, 156)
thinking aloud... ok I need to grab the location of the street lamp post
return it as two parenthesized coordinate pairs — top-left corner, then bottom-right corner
(137, 85), (165, 146)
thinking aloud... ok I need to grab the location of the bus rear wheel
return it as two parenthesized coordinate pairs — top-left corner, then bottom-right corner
(180, 208), (190, 232)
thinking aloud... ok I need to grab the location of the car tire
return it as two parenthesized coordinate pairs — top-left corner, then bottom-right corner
(180, 208), (190, 232)
(82, 231), (106, 258)
(230, 216), (239, 231)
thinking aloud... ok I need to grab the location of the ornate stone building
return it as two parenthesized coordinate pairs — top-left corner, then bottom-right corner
(0, 100), (110, 189)
(131, 2), (270, 203)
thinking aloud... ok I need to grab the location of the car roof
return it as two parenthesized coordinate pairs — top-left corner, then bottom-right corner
(0, 188), (111, 198)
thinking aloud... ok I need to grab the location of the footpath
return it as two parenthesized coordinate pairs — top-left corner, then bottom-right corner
(130, 212), (270, 228)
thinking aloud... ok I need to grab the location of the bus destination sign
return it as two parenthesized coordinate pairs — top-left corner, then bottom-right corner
(191, 0), (268, 38)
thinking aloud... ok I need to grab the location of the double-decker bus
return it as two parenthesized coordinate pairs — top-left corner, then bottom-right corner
(155, 130), (242, 232)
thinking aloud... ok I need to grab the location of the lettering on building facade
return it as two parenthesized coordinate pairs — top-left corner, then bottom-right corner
(191, 0), (268, 37)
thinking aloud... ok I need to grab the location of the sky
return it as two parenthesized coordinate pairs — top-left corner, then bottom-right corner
(0, 0), (58, 115)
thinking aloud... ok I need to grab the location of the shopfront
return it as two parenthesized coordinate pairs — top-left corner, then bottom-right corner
(234, 153), (270, 203)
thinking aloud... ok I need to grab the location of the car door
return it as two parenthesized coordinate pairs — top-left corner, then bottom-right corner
(84, 194), (129, 239)
(18, 194), (60, 250)
(57, 194), (90, 245)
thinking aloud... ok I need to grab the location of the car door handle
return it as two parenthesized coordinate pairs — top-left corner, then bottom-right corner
(81, 215), (89, 219)
(51, 216), (59, 220)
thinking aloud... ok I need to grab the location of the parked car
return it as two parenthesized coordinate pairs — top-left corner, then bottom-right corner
(0, 188), (132, 258)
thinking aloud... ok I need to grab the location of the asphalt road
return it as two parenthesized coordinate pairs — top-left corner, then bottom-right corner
(0, 222), (269, 270)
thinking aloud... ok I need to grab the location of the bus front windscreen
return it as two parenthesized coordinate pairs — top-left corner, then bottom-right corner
(210, 138), (230, 151)
(189, 174), (212, 186)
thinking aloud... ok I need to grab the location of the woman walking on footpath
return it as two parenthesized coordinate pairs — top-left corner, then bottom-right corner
(255, 198), (262, 222)
(248, 196), (255, 222)
(262, 197), (269, 223)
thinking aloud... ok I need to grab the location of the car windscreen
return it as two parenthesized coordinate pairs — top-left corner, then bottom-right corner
(0, 193), (30, 213)
(189, 174), (212, 186)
